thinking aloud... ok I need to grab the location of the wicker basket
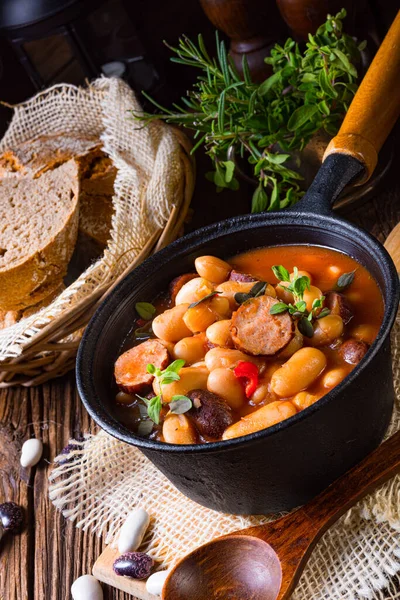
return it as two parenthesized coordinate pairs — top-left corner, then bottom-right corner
(0, 79), (195, 387)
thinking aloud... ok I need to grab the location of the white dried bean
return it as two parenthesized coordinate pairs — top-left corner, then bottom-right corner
(118, 508), (150, 554)
(146, 571), (169, 596)
(20, 439), (43, 468)
(71, 575), (103, 600)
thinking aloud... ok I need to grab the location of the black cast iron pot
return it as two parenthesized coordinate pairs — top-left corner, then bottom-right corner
(76, 154), (399, 514)
(77, 13), (400, 513)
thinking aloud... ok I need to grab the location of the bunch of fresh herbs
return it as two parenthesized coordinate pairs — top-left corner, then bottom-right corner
(134, 9), (365, 213)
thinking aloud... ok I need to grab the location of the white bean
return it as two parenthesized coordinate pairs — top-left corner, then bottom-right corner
(146, 571), (169, 596)
(20, 438), (43, 468)
(118, 508), (150, 554)
(175, 277), (213, 305)
(71, 575), (103, 600)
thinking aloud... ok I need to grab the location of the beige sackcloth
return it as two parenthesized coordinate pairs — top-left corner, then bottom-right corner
(49, 309), (400, 599)
(0, 77), (184, 360)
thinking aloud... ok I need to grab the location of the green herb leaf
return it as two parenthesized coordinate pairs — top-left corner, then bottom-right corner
(318, 69), (338, 99)
(291, 275), (311, 298)
(147, 395), (163, 424)
(234, 292), (252, 305)
(250, 281), (267, 297)
(336, 270), (356, 290)
(258, 71), (281, 96)
(270, 302), (289, 315)
(188, 290), (221, 309)
(135, 302), (156, 320)
(298, 316), (314, 338)
(265, 153), (291, 165)
(318, 307), (331, 319)
(272, 265), (291, 282)
(164, 359), (185, 374)
(312, 297), (324, 310)
(242, 54), (252, 85)
(251, 184), (268, 213)
(147, 364), (156, 375)
(160, 372), (181, 385)
(332, 48), (358, 78)
(134, 322), (153, 340)
(287, 105), (319, 132)
(169, 395), (193, 414)
(295, 300), (307, 312)
(223, 160), (235, 183)
(137, 420), (154, 436)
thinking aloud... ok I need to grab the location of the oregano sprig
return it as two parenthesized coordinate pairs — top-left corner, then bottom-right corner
(137, 360), (192, 427)
(269, 264), (331, 337)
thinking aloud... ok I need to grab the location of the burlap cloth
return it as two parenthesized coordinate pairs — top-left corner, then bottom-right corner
(49, 309), (400, 599)
(0, 77), (184, 360)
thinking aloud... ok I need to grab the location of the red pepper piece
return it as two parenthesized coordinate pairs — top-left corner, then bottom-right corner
(233, 361), (259, 398)
(136, 318), (147, 327)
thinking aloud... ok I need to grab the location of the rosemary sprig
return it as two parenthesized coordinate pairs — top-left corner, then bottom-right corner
(133, 9), (365, 212)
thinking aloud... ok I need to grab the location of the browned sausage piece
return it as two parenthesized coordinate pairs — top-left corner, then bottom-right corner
(115, 339), (170, 394)
(339, 339), (370, 365)
(188, 389), (234, 439)
(229, 270), (257, 283)
(231, 295), (294, 356)
(169, 273), (197, 304)
(325, 291), (354, 324)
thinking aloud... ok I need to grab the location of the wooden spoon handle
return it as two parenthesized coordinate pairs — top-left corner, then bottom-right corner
(385, 223), (400, 273)
(295, 429), (400, 536)
(324, 11), (400, 182)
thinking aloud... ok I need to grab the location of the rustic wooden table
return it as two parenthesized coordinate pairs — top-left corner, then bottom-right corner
(0, 137), (399, 599)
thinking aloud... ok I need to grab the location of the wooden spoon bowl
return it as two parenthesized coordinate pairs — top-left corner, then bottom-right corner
(165, 536), (282, 600)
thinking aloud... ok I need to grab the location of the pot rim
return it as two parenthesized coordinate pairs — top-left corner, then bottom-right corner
(76, 211), (399, 453)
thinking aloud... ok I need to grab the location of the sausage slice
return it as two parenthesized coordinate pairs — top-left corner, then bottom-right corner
(229, 270), (257, 283)
(231, 295), (294, 356)
(188, 389), (233, 439)
(325, 291), (354, 324)
(339, 339), (369, 365)
(115, 339), (170, 394)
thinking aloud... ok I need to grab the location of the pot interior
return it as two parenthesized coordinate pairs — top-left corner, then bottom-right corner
(77, 212), (399, 449)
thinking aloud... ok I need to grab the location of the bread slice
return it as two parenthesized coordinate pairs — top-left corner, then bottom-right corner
(0, 134), (99, 179)
(0, 283), (65, 329)
(77, 150), (116, 246)
(0, 160), (79, 310)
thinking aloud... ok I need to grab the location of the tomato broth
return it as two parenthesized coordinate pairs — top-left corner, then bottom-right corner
(113, 245), (383, 444)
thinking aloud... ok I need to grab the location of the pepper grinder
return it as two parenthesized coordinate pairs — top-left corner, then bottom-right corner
(199, 0), (288, 81)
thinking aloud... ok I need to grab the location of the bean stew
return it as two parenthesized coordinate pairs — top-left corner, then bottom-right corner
(113, 245), (384, 444)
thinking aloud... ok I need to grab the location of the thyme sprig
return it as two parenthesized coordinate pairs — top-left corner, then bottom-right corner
(134, 9), (365, 212)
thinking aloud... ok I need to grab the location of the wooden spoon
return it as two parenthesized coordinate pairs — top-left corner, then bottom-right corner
(163, 423), (400, 600)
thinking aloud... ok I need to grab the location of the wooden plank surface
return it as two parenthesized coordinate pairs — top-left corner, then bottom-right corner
(0, 137), (399, 599)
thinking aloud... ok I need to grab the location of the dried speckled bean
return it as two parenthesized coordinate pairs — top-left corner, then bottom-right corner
(113, 552), (154, 579)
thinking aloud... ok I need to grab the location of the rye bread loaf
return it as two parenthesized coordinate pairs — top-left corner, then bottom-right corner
(0, 160), (79, 310)
(0, 134), (99, 179)
(76, 150), (116, 246)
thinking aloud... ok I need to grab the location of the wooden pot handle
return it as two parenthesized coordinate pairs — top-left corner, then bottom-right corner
(324, 11), (400, 183)
(385, 223), (400, 273)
